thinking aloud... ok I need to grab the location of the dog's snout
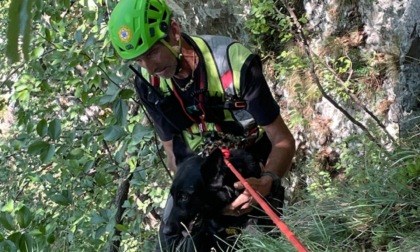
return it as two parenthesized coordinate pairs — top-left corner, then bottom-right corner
(162, 222), (178, 236)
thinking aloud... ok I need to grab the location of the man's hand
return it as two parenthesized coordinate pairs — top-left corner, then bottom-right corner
(222, 175), (273, 216)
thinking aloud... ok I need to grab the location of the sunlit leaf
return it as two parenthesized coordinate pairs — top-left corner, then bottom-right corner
(115, 224), (129, 232)
(31, 46), (44, 58)
(1, 200), (14, 212)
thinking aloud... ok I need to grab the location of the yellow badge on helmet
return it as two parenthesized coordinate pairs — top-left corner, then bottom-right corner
(118, 26), (132, 43)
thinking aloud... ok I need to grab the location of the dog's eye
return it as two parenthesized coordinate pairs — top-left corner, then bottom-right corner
(178, 193), (189, 202)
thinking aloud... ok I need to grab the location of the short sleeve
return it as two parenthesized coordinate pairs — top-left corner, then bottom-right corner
(241, 57), (280, 126)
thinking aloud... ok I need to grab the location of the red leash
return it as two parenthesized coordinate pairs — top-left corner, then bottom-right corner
(223, 158), (308, 252)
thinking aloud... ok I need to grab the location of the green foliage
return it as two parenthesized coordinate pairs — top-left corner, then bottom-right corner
(244, 2), (418, 247)
(237, 133), (420, 251)
(1, 0), (169, 250)
(246, 0), (295, 54)
(6, 0), (32, 63)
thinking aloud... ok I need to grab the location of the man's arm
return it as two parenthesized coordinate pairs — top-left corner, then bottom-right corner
(162, 140), (177, 173)
(259, 114), (295, 194)
(224, 55), (295, 215)
(223, 114), (295, 215)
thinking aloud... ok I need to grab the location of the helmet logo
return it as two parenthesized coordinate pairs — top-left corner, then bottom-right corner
(118, 26), (132, 43)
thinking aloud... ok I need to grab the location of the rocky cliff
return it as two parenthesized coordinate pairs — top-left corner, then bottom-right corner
(170, 0), (419, 139)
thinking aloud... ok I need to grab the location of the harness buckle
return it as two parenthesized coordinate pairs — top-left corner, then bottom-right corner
(234, 101), (247, 109)
(224, 100), (247, 109)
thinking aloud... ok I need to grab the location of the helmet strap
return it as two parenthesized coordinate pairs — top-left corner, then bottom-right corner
(160, 38), (183, 73)
(160, 38), (182, 59)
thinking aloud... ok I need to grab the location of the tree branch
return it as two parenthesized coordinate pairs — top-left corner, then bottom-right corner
(278, 1), (385, 149)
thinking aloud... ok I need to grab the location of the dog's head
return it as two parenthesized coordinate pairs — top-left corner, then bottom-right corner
(163, 148), (260, 237)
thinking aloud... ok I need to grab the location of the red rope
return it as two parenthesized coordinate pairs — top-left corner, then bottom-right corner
(223, 158), (308, 252)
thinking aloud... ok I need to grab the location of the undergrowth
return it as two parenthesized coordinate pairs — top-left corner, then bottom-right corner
(240, 1), (419, 249)
(236, 131), (420, 251)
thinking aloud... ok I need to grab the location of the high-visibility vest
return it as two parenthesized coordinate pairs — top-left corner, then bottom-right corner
(141, 35), (263, 151)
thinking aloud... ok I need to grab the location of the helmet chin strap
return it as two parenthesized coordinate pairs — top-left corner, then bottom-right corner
(160, 38), (183, 74)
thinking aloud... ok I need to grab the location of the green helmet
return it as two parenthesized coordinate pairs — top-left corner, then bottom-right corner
(109, 0), (172, 60)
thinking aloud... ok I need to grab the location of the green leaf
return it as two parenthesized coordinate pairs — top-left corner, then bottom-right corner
(36, 119), (48, 137)
(27, 140), (49, 155)
(119, 89), (135, 99)
(0, 240), (17, 251)
(83, 33), (97, 49)
(115, 141), (128, 164)
(0, 212), (15, 231)
(50, 194), (70, 206)
(17, 206), (32, 229)
(94, 173), (107, 186)
(99, 84), (121, 105)
(22, 0), (33, 61)
(90, 213), (106, 225)
(74, 29), (83, 44)
(2, 200), (14, 212)
(131, 123), (149, 145)
(103, 126), (126, 142)
(115, 224), (129, 232)
(113, 98), (128, 126)
(19, 233), (33, 252)
(6, 0), (23, 62)
(83, 160), (95, 172)
(46, 234), (55, 244)
(40, 143), (55, 163)
(31, 46), (44, 58)
(68, 148), (84, 159)
(95, 225), (106, 240)
(62, 0), (71, 8)
(7, 232), (21, 245)
(48, 119), (62, 140)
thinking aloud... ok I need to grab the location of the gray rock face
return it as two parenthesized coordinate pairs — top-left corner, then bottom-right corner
(303, 0), (419, 134)
(398, 0), (420, 132)
(167, 0), (251, 44)
(168, 0), (419, 135)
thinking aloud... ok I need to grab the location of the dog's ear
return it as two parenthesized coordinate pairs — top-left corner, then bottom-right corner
(200, 148), (224, 183)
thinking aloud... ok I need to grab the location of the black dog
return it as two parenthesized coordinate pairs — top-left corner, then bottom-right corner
(162, 148), (261, 251)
